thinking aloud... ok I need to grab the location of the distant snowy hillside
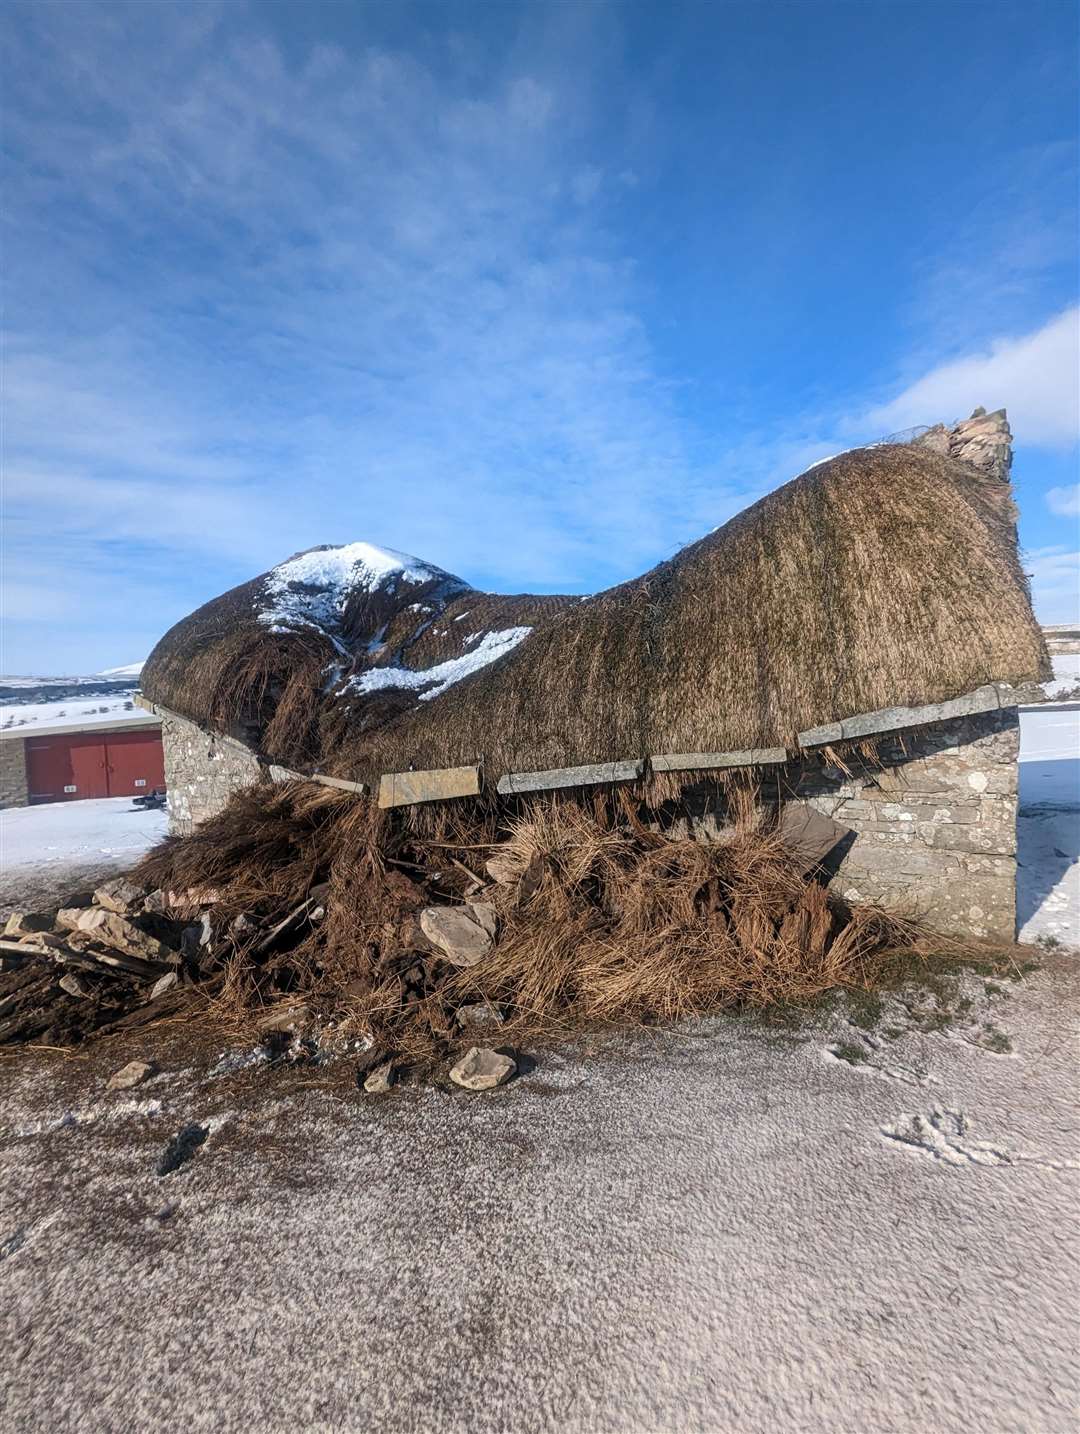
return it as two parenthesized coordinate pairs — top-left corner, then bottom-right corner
(0, 660), (146, 689)
(0, 661), (150, 732)
(97, 661), (145, 678)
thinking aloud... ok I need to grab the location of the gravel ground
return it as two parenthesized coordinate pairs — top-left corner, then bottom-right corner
(1, 956), (1077, 1433)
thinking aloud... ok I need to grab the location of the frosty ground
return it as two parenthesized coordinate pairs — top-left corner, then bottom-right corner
(1, 953), (1077, 1433)
(0, 708), (1077, 1433)
(0, 798), (168, 916)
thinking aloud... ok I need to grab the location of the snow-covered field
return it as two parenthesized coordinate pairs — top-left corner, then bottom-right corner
(0, 660), (147, 732)
(0, 660), (144, 690)
(1017, 704), (1080, 947)
(0, 693), (147, 732)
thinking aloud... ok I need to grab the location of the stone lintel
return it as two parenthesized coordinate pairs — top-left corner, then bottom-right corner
(798, 684), (1019, 748)
(310, 772), (367, 794)
(497, 760), (643, 795)
(650, 747), (788, 773)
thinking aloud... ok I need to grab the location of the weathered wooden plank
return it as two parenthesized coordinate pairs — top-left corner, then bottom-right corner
(650, 747), (788, 773)
(266, 765), (365, 794)
(267, 764), (304, 783)
(798, 683), (1016, 747)
(496, 760), (643, 795)
(311, 772), (367, 794)
(379, 766), (482, 808)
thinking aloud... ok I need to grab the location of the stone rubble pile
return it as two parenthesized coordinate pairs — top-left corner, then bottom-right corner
(1, 873), (524, 1093)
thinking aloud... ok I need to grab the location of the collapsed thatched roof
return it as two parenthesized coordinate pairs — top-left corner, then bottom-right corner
(142, 409), (1049, 785)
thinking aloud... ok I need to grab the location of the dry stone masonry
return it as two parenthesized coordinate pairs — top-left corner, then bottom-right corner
(157, 708), (263, 836)
(787, 708), (1019, 940)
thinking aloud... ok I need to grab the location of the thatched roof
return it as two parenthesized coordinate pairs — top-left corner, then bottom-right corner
(142, 410), (1049, 786)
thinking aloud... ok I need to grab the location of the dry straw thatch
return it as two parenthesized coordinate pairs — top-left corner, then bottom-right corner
(133, 777), (951, 1063)
(142, 413), (1049, 788)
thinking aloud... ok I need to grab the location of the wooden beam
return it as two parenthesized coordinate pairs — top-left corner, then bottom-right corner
(378, 765), (481, 808)
(497, 759), (643, 795)
(650, 747), (788, 773)
(267, 764), (304, 783)
(310, 772), (367, 794)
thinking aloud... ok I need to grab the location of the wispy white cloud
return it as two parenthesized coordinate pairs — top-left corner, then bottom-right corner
(1046, 484), (1080, 518)
(2, 2), (738, 662)
(1024, 546), (1080, 625)
(860, 307), (1079, 448)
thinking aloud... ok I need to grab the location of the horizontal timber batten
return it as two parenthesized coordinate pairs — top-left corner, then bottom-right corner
(310, 772), (367, 794)
(378, 766), (481, 808)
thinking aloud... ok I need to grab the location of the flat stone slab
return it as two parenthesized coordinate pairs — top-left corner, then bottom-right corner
(420, 907), (493, 966)
(107, 1060), (156, 1091)
(379, 766), (481, 808)
(448, 1047), (516, 1090)
(497, 760), (643, 795)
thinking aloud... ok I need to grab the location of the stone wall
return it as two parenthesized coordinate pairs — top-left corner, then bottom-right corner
(786, 707), (1018, 939)
(159, 708), (265, 836)
(0, 739), (28, 810)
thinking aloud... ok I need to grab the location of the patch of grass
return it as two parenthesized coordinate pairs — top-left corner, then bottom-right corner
(979, 1025), (1013, 1055)
(984, 982), (1005, 998)
(830, 1041), (867, 1066)
(845, 991), (884, 1031)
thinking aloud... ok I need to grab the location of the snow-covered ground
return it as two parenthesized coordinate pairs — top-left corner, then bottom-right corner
(1017, 704), (1079, 948)
(1, 796), (168, 874)
(1044, 651), (1080, 700)
(0, 797), (168, 914)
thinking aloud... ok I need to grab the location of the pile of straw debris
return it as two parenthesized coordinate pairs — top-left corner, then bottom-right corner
(2, 778), (960, 1074)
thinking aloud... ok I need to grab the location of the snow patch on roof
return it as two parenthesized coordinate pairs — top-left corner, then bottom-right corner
(346, 627), (533, 704)
(258, 542), (460, 636)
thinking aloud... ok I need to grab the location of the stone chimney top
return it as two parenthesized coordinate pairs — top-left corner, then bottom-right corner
(913, 407), (1013, 483)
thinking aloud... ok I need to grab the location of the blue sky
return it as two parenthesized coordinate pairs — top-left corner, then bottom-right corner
(3, 0), (1078, 674)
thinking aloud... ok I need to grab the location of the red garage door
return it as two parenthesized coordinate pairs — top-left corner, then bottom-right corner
(27, 730), (165, 804)
(101, 730), (166, 797)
